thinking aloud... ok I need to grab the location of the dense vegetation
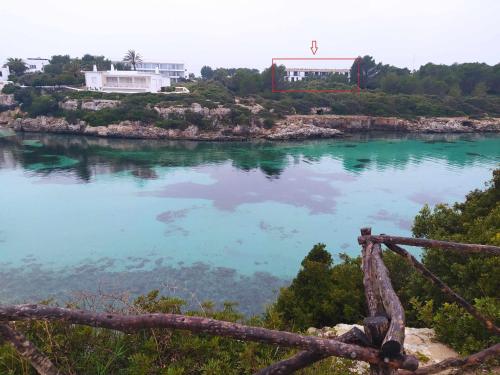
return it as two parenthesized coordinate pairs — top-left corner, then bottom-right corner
(0, 292), (357, 375)
(1, 170), (498, 373)
(273, 169), (500, 355)
(2, 55), (500, 126)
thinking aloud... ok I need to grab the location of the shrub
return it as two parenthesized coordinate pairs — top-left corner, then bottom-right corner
(1, 83), (16, 94)
(156, 118), (188, 130)
(273, 244), (365, 331)
(26, 95), (59, 117)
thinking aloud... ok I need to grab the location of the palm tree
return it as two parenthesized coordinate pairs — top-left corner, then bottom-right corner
(6, 57), (27, 76)
(65, 60), (82, 78)
(123, 50), (142, 71)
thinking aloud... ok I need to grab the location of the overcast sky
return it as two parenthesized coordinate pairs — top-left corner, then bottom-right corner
(1, 0), (499, 75)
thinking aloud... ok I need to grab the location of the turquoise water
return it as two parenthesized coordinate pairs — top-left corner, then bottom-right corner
(0, 130), (499, 315)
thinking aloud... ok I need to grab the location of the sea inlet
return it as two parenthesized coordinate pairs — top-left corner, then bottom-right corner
(1, 130), (499, 315)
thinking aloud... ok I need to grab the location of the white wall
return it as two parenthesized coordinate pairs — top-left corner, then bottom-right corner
(24, 58), (49, 73)
(85, 71), (103, 90)
(0, 66), (10, 81)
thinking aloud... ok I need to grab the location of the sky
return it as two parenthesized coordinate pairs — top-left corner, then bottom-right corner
(1, 0), (499, 75)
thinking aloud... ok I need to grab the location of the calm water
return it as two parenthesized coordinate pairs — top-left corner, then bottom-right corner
(1, 129), (499, 315)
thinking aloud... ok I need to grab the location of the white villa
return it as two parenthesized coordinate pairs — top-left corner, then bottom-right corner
(24, 58), (50, 73)
(0, 66), (10, 82)
(285, 67), (350, 82)
(135, 61), (187, 82)
(85, 65), (170, 93)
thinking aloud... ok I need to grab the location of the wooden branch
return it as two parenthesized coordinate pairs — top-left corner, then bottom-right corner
(359, 235), (500, 256)
(385, 243), (500, 336)
(254, 327), (371, 375)
(371, 243), (405, 357)
(363, 316), (389, 348)
(364, 316), (393, 375)
(398, 343), (500, 375)
(361, 228), (385, 317)
(0, 323), (63, 375)
(0, 304), (418, 371)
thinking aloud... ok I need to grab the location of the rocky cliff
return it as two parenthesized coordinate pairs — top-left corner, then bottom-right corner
(282, 115), (500, 133)
(0, 111), (342, 141)
(1, 110), (499, 141)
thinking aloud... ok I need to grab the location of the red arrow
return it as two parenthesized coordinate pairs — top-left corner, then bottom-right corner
(310, 40), (318, 55)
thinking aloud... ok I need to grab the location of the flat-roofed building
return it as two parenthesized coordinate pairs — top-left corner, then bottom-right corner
(24, 58), (50, 73)
(135, 61), (187, 82)
(285, 67), (350, 82)
(85, 65), (170, 93)
(0, 66), (10, 82)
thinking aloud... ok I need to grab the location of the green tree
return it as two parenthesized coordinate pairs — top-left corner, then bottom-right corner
(123, 50), (142, 70)
(350, 55), (380, 89)
(201, 65), (214, 80)
(409, 169), (500, 353)
(274, 244), (365, 330)
(472, 82), (488, 97)
(27, 95), (59, 116)
(81, 54), (112, 71)
(6, 57), (27, 76)
(380, 72), (401, 93)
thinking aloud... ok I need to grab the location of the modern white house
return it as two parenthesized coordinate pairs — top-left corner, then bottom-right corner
(24, 58), (50, 73)
(134, 61), (187, 82)
(85, 65), (170, 93)
(285, 67), (350, 82)
(0, 66), (10, 82)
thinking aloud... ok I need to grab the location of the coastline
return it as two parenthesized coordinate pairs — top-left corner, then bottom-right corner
(1, 110), (500, 141)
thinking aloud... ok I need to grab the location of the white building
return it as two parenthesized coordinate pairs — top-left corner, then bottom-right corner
(0, 66), (10, 82)
(24, 58), (50, 73)
(285, 68), (350, 82)
(85, 65), (170, 93)
(135, 61), (187, 82)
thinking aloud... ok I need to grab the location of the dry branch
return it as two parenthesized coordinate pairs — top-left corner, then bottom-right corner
(0, 323), (63, 375)
(0, 304), (419, 371)
(398, 343), (500, 375)
(359, 235), (500, 256)
(371, 243), (405, 357)
(363, 316), (389, 348)
(254, 327), (371, 375)
(361, 229), (385, 317)
(385, 243), (500, 335)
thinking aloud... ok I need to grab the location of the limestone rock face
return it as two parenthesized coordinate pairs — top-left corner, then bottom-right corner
(266, 121), (343, 140)
(309, 324), (458, 374)
(59, 99), (78, 111)
(281, 115), (500, 133)
(81, 99), (121, 111)
(4, 113), (499, 141)
(0, 94), (16, 106)
(0, 109), (20, 124)
(59, 99), (121, 111)
(154, 103), (231, 119)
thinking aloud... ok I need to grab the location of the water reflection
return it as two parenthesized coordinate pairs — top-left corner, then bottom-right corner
(1, 131), (499, 181)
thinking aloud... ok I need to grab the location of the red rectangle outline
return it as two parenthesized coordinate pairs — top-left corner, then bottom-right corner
(271, 57), (360, 93)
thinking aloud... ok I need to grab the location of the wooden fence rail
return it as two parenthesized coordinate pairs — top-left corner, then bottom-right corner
(0, 228), (498, 375)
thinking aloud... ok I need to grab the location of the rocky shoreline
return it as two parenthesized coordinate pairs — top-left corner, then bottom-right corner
(1, 110), (499, 141)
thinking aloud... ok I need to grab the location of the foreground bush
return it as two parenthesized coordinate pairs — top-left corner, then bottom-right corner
(0, 291), (357, 375)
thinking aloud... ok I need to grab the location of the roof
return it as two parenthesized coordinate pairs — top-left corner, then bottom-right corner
(85, 69), (164, 77)
(285, 68), (350, 73)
